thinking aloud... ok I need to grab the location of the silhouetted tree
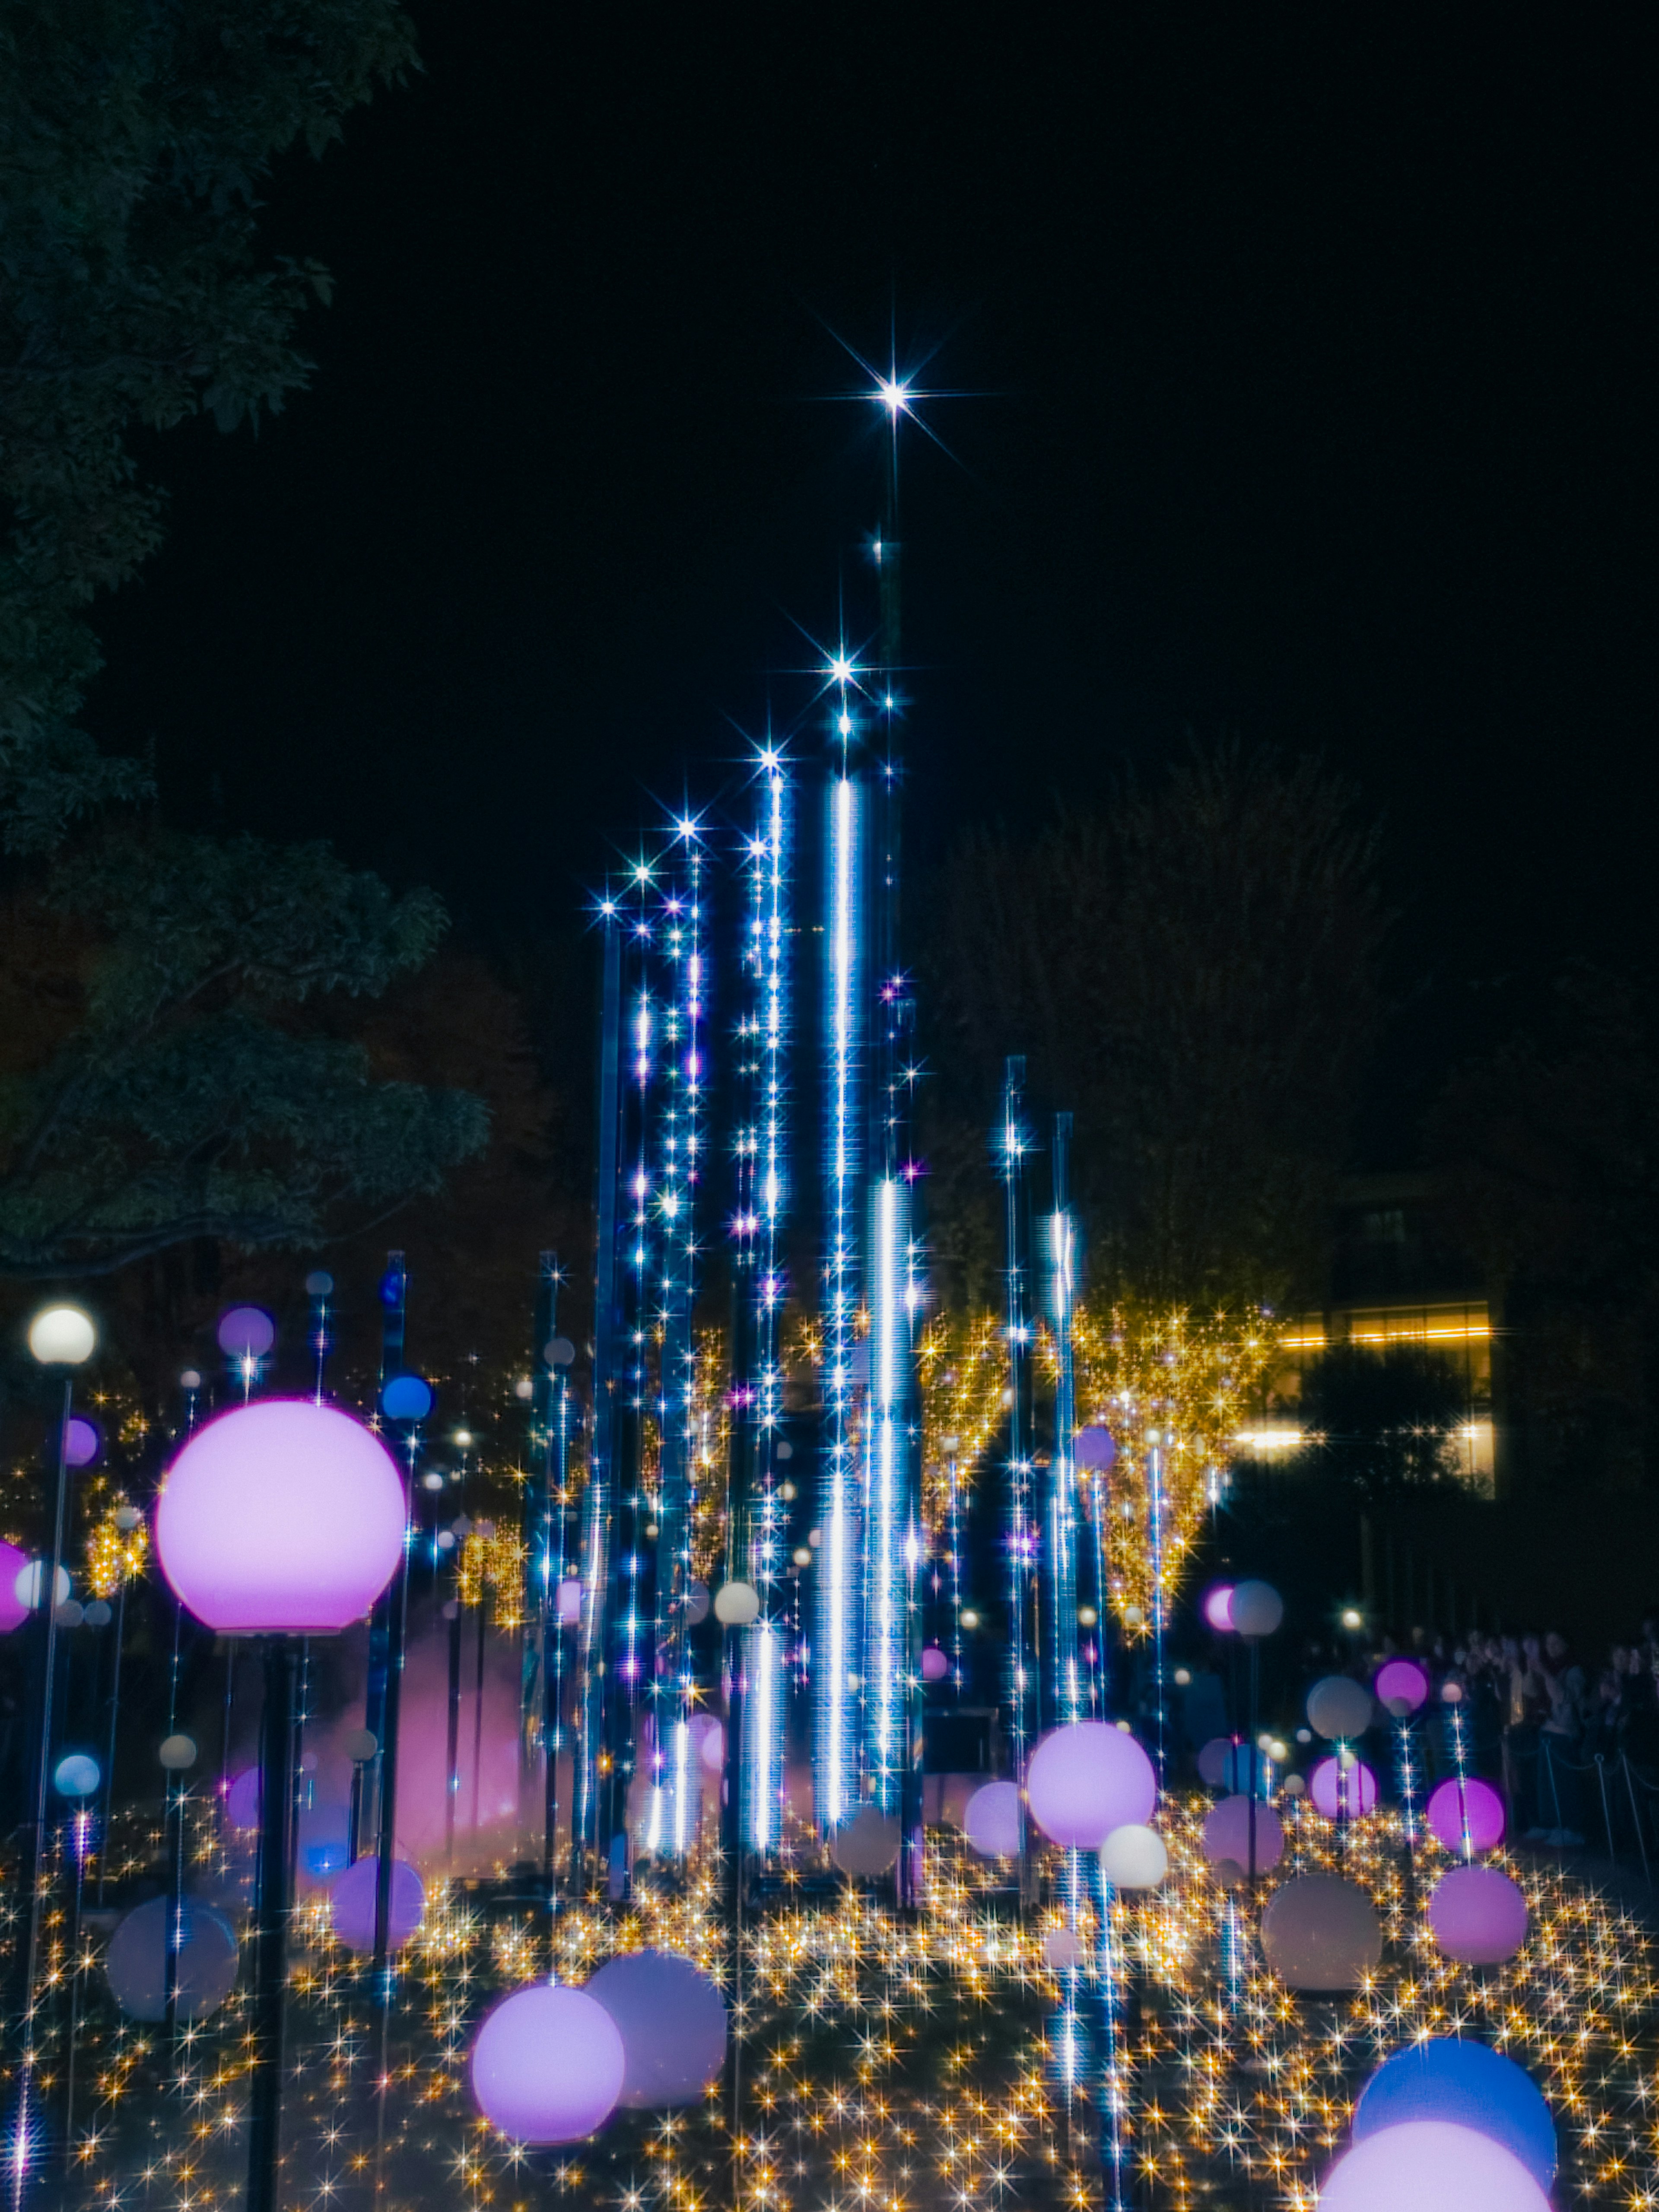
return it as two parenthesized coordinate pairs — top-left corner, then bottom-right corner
(925, 744), (1386, 1306)
(1299, 1341), (1468, 1501)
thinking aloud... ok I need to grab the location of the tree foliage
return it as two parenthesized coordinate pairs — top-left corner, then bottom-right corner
(0, 826), (487, 1275)
(1427, 964), (1659, 1487)
(1, 0), (417, 848)
(925, 744), (1386, 1307)
(1298, 1341), (1468, 1501)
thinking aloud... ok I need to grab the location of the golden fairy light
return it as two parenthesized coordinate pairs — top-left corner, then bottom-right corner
(456, 1522), (528, 1628)
(1059, 1299), (1282, 1630)
(917, 1309), (1007, 1535)
(84, 1499), (148, 1598)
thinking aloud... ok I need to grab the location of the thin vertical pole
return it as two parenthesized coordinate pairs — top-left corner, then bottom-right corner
(999, 1058), (1036, 1901)
(247, 1637), (297, 2212)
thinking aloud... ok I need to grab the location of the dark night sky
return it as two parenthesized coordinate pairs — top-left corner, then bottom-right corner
(89, 6), (1655, 1007)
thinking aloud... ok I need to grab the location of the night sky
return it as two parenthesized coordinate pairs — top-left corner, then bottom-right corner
(89, 6), (1653, 1001)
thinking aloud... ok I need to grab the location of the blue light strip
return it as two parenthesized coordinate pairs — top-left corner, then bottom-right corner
(999, 1058), (1036, 1831)
(864, 1173), (909, 1810)
(815, 762), (863, 1833)
(1044, 1200), (1083, 1727)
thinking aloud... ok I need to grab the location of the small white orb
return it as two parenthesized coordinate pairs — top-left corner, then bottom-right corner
(29, 1306), (96, 1366)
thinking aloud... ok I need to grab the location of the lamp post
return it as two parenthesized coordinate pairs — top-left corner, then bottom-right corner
(153, 1397), (406, 2212)
(13, 1303), (96, 2203)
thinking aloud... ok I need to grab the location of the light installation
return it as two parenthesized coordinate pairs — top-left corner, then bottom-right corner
(1042, 1112), (1083, 1728)
(734, 749), (791, 1857)
(814, 738), (863, 1834)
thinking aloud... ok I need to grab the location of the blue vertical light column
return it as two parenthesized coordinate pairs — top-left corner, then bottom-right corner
(602, 870), (660, 1878)
(572, 907), (623, 1885)
(736, 751), (791, 1858)
(863, 1173), (911, 1813)
(648, 833), (704, 1858)
(999, 1059), (1037, 1826)
(1043, 1114), (1083, 1728)
(1145, 1432), (1169, 1782)
(815, 758), (864, 1834)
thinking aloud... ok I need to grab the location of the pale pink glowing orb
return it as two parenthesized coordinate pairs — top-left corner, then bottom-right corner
(470, 1983), (625, 2143)
(1316, 2118), (1551, 2212)
(328, 1856), (425, 1952)
(922, 1644), (949, 1682)
(1026, 1721), (1157, 1848)
(1427, 1865), (1530, 1964)
(1309, 1756), (1379, 1818)
(1202, 1794), (1284, 1871)
(1202, 1584), (1236, 1632)
(0, 1539), (28, 1633)
(1427, 1775), (1506, 1853)
(155, 1399), (407, 1634)
(1374, 1658), (1430, 1714)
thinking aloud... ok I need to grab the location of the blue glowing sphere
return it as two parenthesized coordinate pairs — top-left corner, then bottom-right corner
(1353, 2037), (1555, 2187)
(54, 1752), (101, 1797)
(381, 1373), (433, 1423)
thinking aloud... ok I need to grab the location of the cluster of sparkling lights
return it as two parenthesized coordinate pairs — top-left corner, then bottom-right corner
(1061, 1302), (1284, 1633)
(18, 1783), (1659, 2212)
(83, 1500), (147, 1599)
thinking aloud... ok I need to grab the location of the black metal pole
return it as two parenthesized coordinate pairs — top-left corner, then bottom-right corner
(248, 1637), (297, 2212)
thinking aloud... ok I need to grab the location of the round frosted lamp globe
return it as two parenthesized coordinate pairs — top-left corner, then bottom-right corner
(155, 1399), (407, 1634)
(471, 1983), (624, 2142)
(29, 1305), (96, 1367)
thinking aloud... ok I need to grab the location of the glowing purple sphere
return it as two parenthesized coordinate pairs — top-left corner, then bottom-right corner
(64, 1415), (101, 1468)
(556, 1577), (584, 1625)
(226, 1764), (261, 1831)
(1427, 1776), (1506, 1854)
(1074, 1425), (1116, 1472)
(1202, 1794), (1284, 1871)
(328, 1855), (425, 1952)
(1317, 2118), (1551, 2212)
(922, 1644), (949, 1682)
(1026, 1722), (1157, 1848)
(470, 1983), (625, 2142)
(1202, 1584), (1236, 1633)
(1375, 1657), (1431, 1713)
(1309, 1756), (1379, 1818)
(217, 1305), (276, 1359)
(155, 1399), (407, 1634)
(0, 1540), (28, 1633)
(585, 1949), (728, 2108)
(963, 1780), (1022, 1858)
(1427, 1865), (1530, 1965)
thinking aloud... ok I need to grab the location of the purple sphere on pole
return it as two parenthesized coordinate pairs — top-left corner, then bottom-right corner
(470, 1983), (625, 2143)
(63, 1415), (101, 1468)
(963, 1780), (1022, 1858)
(1026, 1722), (1157, 1848)
(1202, 1584), (1236, 1633)
(217, 1305), (276, 1359)
(1427, 1776), (1506, 1854)
(1375, 1657), (1430, 1713)
(1428, 1866), (1529, 1964)
(1317, 2118), (1551, 2212)
(1202, 1794), (1284, 1871)
(1074, 1425), (1115, 1472)
(1309, 1756), (1379, 1818)
(0, 1539), (28, 1633)
(154, 1399), (407, 1635)
(585, 1949), (728, 2107)
(328, 1856), (425, 1952)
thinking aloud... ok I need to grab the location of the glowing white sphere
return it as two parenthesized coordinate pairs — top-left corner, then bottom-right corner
(1026, 1722), (1157, 1848)
(585, 1948), (728, 2107)
(13, 1561), (70, 1613)
(1306, 1675), (1375, 1740)
(1316, 2118), (1551, 2212)
(1261, 1873), (1382, 1990)
(155, 1398), (406, 1634)
(1099, 1823), (1167, 1888)
(29, 1306), (95, 1366)
(1042, 1926), (1083, 1970)
(470, 1983), (625, 2143)
(1230, 1580), (1283, 1637)
(712, 1579), (760, 1627)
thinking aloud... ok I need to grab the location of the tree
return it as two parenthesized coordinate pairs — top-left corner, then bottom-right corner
(1427, 963), (1659, 1489)
(0, 823), (487, 1276)
(0, 3), (498, 1287)
(925, 744), (1386, 1307)
(1, 0), (417, 847)
(1298, 1341), (1468, 1502)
